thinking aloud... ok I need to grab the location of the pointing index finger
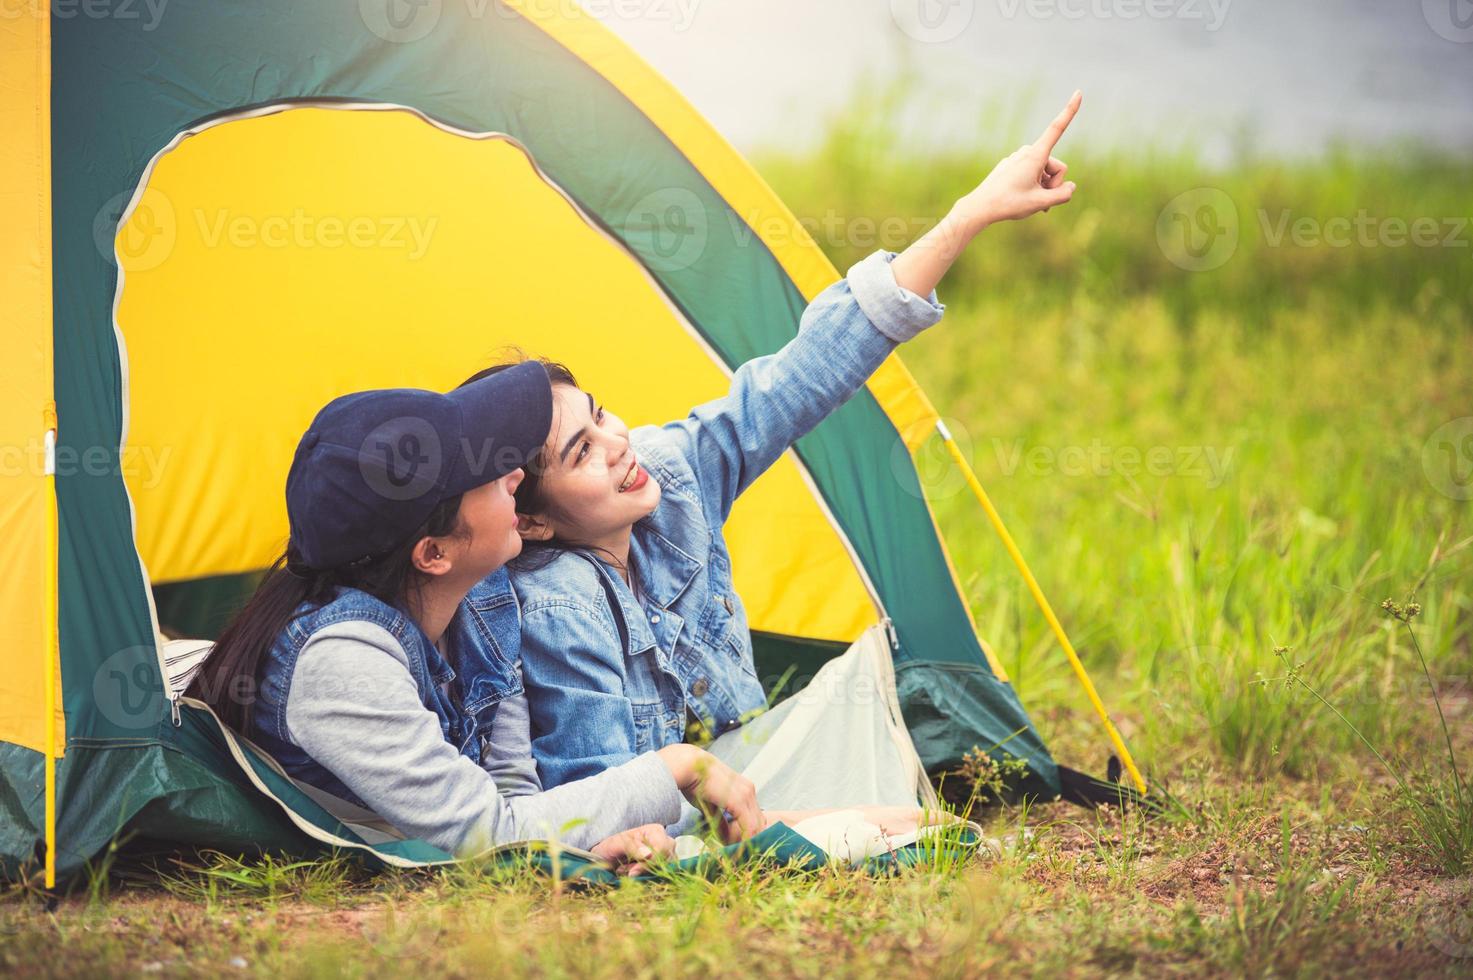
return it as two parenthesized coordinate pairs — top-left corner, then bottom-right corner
(1035, 90), (1082, 156)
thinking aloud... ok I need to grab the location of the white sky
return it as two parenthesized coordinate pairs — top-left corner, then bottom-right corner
(587, 0), (1473, 163)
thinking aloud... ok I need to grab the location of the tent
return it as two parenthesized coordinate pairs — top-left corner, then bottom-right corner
(1, 0), (1145, 885)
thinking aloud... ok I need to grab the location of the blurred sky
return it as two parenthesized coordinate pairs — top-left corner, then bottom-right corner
(587, 0), (1473, 163)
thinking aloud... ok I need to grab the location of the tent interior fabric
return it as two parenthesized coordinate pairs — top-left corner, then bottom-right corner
(1, 0), (1138, 881)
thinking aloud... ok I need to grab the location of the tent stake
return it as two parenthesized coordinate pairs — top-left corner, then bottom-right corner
(934, 419), (1148, 796)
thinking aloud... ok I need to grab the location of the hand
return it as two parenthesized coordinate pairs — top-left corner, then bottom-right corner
(951, 90), (1082, 234)
(590, 822), (675, 876)
(656, 745), (763, 843)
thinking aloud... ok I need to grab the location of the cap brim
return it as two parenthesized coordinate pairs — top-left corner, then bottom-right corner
(443, 361), (553, 493)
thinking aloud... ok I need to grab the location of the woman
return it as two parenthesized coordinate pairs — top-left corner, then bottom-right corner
(187, 362), (766, 866)
(497, 94), (1085, 790)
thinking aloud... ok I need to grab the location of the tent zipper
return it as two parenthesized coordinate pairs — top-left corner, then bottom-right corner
(881, 616), (899, 650)
(169, 689), (182, 727)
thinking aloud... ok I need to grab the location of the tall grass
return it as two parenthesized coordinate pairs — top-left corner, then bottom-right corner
(756, 84), (1473, 796)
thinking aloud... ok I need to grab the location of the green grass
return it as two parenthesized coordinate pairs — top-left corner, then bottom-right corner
(4, 92), (1472, 976)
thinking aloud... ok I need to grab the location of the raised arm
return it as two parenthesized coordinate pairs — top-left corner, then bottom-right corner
(658, 91), (1084, 524)
(891, 90), (1081, 296)
(654, 252), (942, 525)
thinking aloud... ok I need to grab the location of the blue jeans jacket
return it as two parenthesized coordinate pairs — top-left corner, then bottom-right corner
(510, 250), (945, 789)
(251, 568), (524, 807)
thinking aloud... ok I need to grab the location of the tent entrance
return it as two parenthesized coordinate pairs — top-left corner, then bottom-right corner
(116, 101), (884, 652)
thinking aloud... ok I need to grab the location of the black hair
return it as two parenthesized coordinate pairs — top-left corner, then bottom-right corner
(187, 494), (465, 733)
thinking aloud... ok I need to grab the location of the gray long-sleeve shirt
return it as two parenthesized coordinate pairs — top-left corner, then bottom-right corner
(283, 621), (685, 855)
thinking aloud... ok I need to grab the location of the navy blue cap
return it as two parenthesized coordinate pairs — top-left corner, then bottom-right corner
(286, 361), (552, 569)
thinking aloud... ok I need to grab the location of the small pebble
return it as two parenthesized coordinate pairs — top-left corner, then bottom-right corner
(229, 957), (248, 970)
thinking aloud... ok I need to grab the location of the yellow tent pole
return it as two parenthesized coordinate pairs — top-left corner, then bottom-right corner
(43, 402), (58, 889)
(935, 420), (1148, 796)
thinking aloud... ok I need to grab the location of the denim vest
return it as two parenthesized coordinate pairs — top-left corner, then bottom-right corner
(251, 568), (524, 808)
(511, 250), (945, 789)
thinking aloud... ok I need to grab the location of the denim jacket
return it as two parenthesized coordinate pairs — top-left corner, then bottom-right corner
(511, 250), (945, 789)
(252, 568), (524, 808)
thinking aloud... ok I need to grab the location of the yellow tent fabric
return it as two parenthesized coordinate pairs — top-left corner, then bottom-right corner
(118, 106), (878, 644)
(0, 6), (62, 756)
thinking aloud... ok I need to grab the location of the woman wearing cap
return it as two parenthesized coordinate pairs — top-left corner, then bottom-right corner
(498, 95), (1083, 792)
(187, 363), (766, 867)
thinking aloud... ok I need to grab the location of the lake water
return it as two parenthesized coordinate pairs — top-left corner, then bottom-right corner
(589, 0), (1473, 163)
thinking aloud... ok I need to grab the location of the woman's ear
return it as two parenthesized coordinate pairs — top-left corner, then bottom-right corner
(517, 512), (554, 542)
(410, 535), (454, 577)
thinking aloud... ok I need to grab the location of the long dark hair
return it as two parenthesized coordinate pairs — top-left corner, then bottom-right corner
(187, 495), (465, 732)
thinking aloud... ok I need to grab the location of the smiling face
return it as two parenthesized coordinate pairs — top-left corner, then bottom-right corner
(516, 384), (661, 552)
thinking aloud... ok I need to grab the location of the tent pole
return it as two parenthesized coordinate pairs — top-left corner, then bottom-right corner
(43, 404), (58, 889)
(933, 420), (1148, 796)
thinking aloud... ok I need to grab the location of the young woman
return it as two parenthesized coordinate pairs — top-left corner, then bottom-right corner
(497, 94), (1085, 790)
(187, 363), (767, 866)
